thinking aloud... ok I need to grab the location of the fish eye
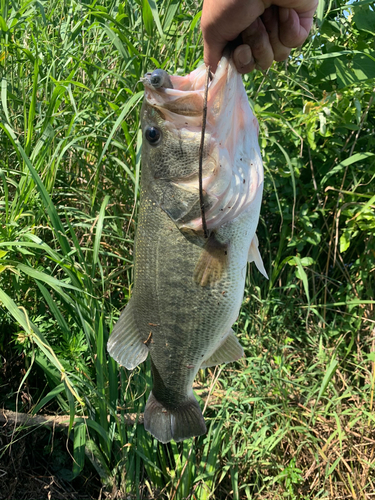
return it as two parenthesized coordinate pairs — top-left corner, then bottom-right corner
(145, 126), (162, 145)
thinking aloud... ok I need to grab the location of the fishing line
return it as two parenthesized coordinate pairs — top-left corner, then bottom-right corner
(198, 65), (211, 239)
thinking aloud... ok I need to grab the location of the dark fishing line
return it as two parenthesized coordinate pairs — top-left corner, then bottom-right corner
(199, 66), (211, 239)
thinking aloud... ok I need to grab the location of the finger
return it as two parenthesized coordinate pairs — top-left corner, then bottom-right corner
(241, 18), (274, 71)
(279, 7), (314, 48)
(201, 0), (266, 73)
(201, 5), (229, 72)
(233, 44), (255, 74)
(203, 37), (227, 73)
(261, 6), (291, 62)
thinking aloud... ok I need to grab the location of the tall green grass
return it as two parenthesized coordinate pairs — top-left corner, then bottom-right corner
(0, 0), (374, 498)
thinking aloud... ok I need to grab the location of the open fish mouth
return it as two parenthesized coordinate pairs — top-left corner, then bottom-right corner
(141, 54), (264, 231)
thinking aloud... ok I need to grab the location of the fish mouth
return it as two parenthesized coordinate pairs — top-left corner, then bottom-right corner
(142, 55), (233, 122)
(142, 54), (263, 231)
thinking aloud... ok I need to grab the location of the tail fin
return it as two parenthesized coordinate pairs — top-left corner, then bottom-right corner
(143, 392), (207, 443)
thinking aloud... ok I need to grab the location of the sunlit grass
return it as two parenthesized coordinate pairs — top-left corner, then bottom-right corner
(0, 0), (374, 498)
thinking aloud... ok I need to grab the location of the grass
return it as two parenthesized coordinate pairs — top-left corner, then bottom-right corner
(0, 0), (375, 498)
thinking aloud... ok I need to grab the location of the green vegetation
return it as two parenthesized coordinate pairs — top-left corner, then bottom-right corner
(0, 0), (374, 498)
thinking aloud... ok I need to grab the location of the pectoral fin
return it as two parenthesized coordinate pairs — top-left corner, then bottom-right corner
(248, 233), (268, 279)
(107, 299), (149, 370)
(201, 329), (244, 368)
(193, 232), (229, 287)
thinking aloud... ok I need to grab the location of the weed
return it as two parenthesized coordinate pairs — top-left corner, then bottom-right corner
(0, 0), (374, 499)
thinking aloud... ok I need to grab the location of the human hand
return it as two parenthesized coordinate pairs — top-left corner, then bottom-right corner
(201, 0), (318, 73)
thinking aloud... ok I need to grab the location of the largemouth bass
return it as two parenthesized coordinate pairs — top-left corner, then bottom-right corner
(108, 54), (267, 443)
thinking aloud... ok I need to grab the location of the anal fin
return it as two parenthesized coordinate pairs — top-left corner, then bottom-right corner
(193, 232), (228, 287)
(201, 329), (244, 368)
(107, 299), (148, 370)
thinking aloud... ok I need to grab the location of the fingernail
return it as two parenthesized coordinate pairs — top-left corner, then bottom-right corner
(279, 7), (290, 23)
(237, 45), (252, 67)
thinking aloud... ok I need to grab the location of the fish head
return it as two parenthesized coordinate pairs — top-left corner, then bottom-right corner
(140, 55), (263, 231)
(140, 71), (207, 183)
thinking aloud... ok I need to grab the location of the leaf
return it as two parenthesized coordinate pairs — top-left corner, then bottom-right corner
(288, 256), (314, 267)
(146, 0), (164, 39)
(353, 6), (375, 34)
(134, 447), (163, 473)
(0, 16), (8, 32)
(0, 288), (82, 408)
(319, 112), (327, 135)
(356, 193), (375, 218)
(291, 256), (310, 305)
(64, 378), (76, 434)
(311, 50), (375, 62)
(85, 419), (111, 447)
(36, 282), (71, 336)
(270, 139), (296, 234)
(335, 53), (375, 88)
(300, 257), (314, 267)
(316, 0), (326, 26)
(327, 456), (341, 475)
(353, 53), (375, 80)
(322, 152), (375, 184)
(134, 127), (142, 203)
(1, 78), (10, 123)
(32, 383), (65, 414)
(340, 230), (351, 253)
(335, 58), (356, 88)
(72, 420), (86, 478)
(163, 0), (179, 31)
(17, 263), (81, 294)
(320, 19), (340, 36)
(315, 358), (338, 408)
(85, 439), (111, 479)
(93, 195), (110, 267)
(142, 0), (153, 36)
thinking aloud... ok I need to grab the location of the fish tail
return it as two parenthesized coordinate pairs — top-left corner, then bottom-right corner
(144, 392), (207, 443)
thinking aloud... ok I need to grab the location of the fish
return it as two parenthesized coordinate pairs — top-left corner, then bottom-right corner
(107, 53), (268, 444)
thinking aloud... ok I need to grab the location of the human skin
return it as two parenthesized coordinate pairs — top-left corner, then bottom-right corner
(201, 0), (319, 73)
